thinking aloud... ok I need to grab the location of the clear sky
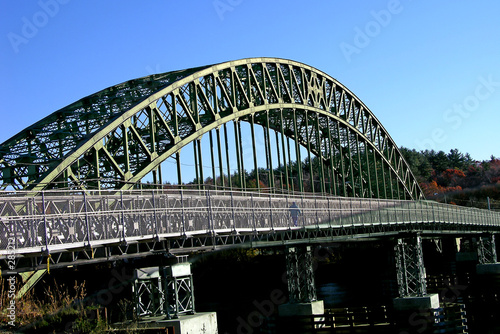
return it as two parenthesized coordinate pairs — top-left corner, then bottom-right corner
(1, 0), (499, 166)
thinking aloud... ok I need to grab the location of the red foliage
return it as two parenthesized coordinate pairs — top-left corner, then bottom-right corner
(485, 159), (500, 183)
(420, 180), (462, 199)
(439, 168), (466, 187)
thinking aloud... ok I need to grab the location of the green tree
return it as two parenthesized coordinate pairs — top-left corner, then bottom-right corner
(400, 147), (432, 181)
(447, 148), (472, 171)
(425, 150), (449, 175)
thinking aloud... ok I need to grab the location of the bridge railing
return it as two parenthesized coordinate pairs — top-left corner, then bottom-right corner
(0, 188), (499, 254)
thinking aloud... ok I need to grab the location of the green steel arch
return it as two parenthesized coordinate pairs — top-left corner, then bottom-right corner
(0, 58), (423, 199)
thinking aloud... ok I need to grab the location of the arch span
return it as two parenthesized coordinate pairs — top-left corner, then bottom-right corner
(0, 58), (423, 199)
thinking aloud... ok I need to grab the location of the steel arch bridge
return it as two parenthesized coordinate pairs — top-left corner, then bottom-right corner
(0, 58), (422, 200)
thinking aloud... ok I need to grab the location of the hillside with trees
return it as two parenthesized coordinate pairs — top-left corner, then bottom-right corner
(400, 148), (500, 210)
(155, 146), (499, 211)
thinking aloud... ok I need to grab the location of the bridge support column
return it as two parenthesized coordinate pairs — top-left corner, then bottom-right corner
(130, 260), (218, 334)
(476, 233), (500, 287)
(394, 235), (428, 298)
(393, 235), (440, 333)
(278, 246), (324, 331)
(474, 234), (500, 331)
(477, 233), (497, 265)
(476, 233), (500, 281)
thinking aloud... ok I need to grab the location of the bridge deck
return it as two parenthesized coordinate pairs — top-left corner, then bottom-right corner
(1, 189), (499, 272)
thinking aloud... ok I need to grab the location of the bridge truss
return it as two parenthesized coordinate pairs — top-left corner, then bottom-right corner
(0, 58), (422, 200)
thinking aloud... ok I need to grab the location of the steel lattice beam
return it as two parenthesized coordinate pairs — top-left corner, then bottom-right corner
(286, 246), (317, 303)
(477, 234), (497, 264)
(132, 261), (195, 319)
(395, 234), (427, 298)
(0, 58), (423, 200)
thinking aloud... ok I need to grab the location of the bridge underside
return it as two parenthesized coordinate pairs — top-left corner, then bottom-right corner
(0, 58), (422, 200)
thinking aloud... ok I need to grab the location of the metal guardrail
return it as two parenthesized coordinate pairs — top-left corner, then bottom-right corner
(0, 188), (499, 257)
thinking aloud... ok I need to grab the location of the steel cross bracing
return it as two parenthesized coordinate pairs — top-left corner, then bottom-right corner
(1, 189), (500, 273)
(286, 246), (317, 303)
(395, 235), (427, 298)
(0, 58), (422, 201)
(132, 261), (195, 319)
(133, 267), (167, 317)
(477, 234), (497, 264)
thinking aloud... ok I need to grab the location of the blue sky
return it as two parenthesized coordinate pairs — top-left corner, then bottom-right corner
(1, 0), (499, 170)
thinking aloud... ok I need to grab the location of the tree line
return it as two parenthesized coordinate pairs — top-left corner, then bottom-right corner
(400, 148), (500, 210)
(145, 146), (499, 210)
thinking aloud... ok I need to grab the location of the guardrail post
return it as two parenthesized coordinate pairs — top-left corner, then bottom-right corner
(327, 196), (332, 228)
(164, 193), (169, 234)
(432, 201), (436, 224)
(414, 200), (419, 224)
(205, 190), (214, 233)
(406, 201), (410, 223)
(350, 197), (354, 229)
(42, 191), (49, 254)
(405, 200), (409, 226)
(251, 193), (256, 232)
(230, 191), (235, 230)
(285, 194), (290, 228)
(29, 197), (35, 248)
(180, 189), (186, 235)
(300, 195), (305, 227)
(269, 192), (274, 230)
(386, 200), (391, 224)
(152, 190), (158, 240)
(359, 198), (363, 228)
(339, 197), (343, 229)
(315, 197), (319, 228)
(83, 192), (91, 248)
(120, 191), (126, 243)
(377, 199), (382, 226)
(446, 203), (452, 223)
(482, 208), (486, 227)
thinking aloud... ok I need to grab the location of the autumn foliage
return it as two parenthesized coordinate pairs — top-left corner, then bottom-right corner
(401, 148), (500, 209)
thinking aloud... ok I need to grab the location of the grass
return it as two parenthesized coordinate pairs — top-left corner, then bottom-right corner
(0, 276), (108, 333)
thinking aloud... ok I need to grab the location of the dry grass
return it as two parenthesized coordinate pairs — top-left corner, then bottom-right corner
(0, 276), (105, 333)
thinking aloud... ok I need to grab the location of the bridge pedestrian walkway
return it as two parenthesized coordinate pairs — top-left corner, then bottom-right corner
(0, 188), (499, 271)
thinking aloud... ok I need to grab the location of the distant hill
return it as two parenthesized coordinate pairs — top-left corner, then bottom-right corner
(400, 148), (500, 210)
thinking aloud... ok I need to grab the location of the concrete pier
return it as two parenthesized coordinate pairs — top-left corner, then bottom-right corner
(278, 300), (325, 317)
(111, 312), (218, 334)
(476, 262), (500, 275)
(393, 293), (440, 311)
(392, 293), (441, 334)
